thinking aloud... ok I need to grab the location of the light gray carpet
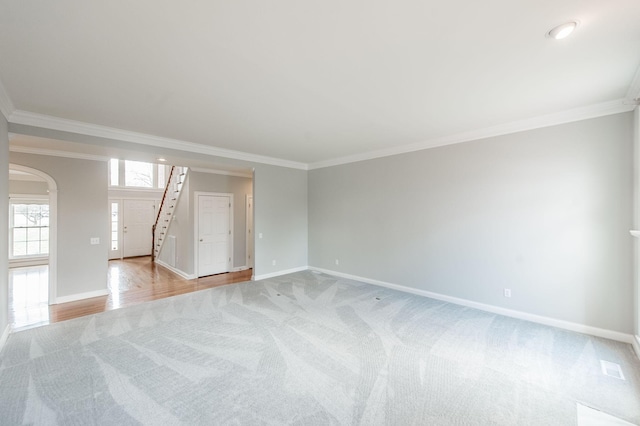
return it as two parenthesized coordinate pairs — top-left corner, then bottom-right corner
(1, 270), (639, 425)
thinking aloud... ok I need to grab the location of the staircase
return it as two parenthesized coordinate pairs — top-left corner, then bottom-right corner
(152, 166), (188, 262)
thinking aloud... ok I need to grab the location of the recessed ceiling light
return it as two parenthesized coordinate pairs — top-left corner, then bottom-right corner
(547, 21), (578, 40)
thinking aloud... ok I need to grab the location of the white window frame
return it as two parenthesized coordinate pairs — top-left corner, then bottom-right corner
(9, 195), (50, 261)
(108, 159), (169, 190)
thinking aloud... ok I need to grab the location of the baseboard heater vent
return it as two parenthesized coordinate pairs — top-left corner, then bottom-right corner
(600, 360), (625, 380)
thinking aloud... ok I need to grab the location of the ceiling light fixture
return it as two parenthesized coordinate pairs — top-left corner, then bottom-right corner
(547, 21), (578, 40)
(157, 157), (167, 162)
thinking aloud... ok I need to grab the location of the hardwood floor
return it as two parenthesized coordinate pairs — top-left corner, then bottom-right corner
(9, 257), (253, 331)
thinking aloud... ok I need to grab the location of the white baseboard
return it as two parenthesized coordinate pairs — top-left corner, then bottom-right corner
(254, 266), (309, 281)
(55, 289), (109, 305)
(154, 259), (197, 280)
(231, 265), (250, 272)
(310, 267), (635, 345)
(0, 324), (10, 354)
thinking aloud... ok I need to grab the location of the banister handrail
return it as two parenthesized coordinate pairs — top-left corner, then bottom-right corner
(151, 165), (176, 261)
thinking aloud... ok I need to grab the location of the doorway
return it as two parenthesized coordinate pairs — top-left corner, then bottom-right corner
(109, 199), (156, 259)
(195, 192), (233, 277)
(8, 164), (58, 306)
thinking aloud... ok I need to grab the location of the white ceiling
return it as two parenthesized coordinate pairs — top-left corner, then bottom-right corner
(1, 0), (639, 168)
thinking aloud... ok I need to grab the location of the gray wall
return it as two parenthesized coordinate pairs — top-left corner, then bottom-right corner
(9, 153), (109, 299)
(309, 113), (634, 334)
(0, 115), (9, 336)
(9, 180), (48, 195)
(254, 165), (308, 276)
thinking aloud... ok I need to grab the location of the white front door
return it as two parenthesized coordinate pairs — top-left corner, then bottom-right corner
(123, 199), (156, 258)
(198, 194), (232, 277)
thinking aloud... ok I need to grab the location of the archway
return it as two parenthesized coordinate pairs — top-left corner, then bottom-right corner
(8, 164), (57, 304)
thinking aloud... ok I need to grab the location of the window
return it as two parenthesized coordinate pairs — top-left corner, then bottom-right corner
(109, 159), (167, 189)
(110, 202), (119, 250)
(125, 160), (154, 188)
(10, 202), (50, 258)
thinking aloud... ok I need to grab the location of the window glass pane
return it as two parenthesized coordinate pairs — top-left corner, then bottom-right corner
(27, 228), (40, 241)
(13, 228), (26, 242)
(27, 241), (40, 255)
(41, 227), (49, 241)
(125, 161), (153, 188)
(13, 241), (26, 257)
(12, 205), (27, 227)
(110, 159), (119, 186)
(41, 241), (49, 254)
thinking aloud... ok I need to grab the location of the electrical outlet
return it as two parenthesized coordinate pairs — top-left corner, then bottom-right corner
(259, 233), (263, 239)
(335, 259), (339, 265)
(90, 237), (100, 245)
(272, 260), (276, 266)
(504, 288), (511, 298)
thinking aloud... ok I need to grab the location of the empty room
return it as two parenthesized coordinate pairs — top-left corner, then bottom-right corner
(1, 0), (640, 424)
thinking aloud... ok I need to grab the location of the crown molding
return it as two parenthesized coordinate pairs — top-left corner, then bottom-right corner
(8, 110), (309, 171)
(308, 99), (635, 170)
(0, 77), (15, 120)
(190, 167), (253, 179)
(9, 144), (110, 162)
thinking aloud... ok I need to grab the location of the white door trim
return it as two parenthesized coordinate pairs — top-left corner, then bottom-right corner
(246, 195), (254, 268)
(194, 192), (234, 277)
(9, 164), (58, 305)
(108, 198), (123, 260)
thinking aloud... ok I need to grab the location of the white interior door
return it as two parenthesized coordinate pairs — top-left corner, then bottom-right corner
(198, 194), (232, 277)
(123, 199), (156, 258)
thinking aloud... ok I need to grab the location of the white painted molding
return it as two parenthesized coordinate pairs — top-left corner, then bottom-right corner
(8, 110), (308, 170)
(254, 266), (308, 281)
(0, 77), (15, 120)
(190, 167), (253, 178)
(632, 335), (640, 361)
(0, 324), (10, 354)
(9, 143), (110, 162)
(55, 289), (109, 305)
(308, 99), (635, 170)
(154, 259), (197, 280)
(310, 266), (636, 345)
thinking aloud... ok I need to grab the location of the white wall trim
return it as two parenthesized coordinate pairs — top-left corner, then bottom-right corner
(154, 259), (197, 280)
(9, 143), (110, 162)
(254, 266), (308, 281)
(55, 289), (109, 305)
(190, 167), (253, 179)
(8, 110), (308, 170)
(0, 77), (14, 120)
(308, 99), (635, 170)
(310, 267), (636, 345)
(0, 325), (10, 354)
(632, 335), (640, 361)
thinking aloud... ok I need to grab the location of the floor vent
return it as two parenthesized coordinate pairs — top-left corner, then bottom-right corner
(600, 360), (625, 380)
